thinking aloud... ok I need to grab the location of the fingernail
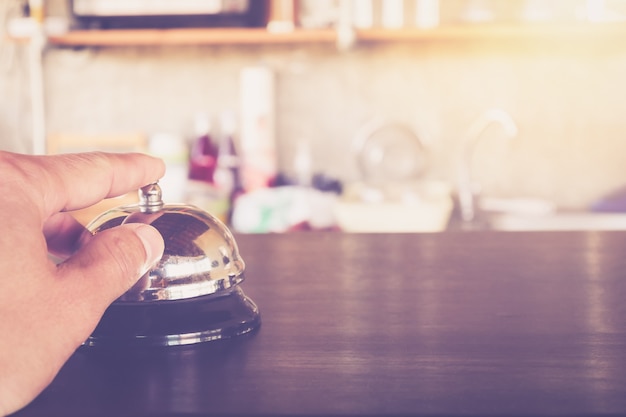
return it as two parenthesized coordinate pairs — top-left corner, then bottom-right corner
(132, 224), (164, 271)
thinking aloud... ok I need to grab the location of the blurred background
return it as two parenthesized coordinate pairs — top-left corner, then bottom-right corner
(4, 0), (626, 233)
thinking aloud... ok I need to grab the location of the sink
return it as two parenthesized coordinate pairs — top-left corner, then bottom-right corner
(487, 212), (626, 231)
(463, 197), (626, 231)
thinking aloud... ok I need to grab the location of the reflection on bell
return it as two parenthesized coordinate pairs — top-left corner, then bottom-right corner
(84, 183), (261, 347)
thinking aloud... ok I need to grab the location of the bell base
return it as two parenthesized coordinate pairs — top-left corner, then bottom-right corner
(85, 287), (260, 347)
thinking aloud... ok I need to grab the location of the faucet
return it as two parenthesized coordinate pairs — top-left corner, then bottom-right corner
(457, 109), (518, 223)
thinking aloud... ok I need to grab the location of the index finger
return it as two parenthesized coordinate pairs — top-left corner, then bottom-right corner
(0, 151), (166, 220)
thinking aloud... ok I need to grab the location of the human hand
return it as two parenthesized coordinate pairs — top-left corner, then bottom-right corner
(0, 151), (166, 415)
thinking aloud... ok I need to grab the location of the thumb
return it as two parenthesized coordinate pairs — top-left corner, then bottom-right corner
(21, 224), (165, 401)
(57, 223), (164, 324)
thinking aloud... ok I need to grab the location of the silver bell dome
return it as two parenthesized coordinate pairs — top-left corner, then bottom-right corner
(88, 183), (245, 302)
(85, 183), (260, 347)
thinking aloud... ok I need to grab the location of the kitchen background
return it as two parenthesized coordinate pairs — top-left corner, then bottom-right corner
(3, 0), (626, 232)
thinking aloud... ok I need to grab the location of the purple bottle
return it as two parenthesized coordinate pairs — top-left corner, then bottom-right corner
(188, 113), (218, 184)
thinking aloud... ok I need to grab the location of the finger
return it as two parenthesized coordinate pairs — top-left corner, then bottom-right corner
(54, 223), (164, 340)
(43, 212), (91, 260)
(0, 151), (165, 220)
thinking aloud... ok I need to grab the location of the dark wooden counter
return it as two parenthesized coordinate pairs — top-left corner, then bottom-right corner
(13, 232), (626, 416)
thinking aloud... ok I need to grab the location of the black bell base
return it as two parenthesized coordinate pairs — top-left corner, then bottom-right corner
(85, 287), (260, 347)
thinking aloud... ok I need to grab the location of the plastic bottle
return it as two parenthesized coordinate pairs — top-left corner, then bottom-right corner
(188, 112), (218, 184)
(148, 132), (188, 203)
(214, 111), (244, 223)
(415, 0), (440, 29)
(239, 66), (277, 192)
(185, 112), (230, 223)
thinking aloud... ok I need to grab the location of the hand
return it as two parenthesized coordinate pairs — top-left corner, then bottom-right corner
(0, 151), (166, 415)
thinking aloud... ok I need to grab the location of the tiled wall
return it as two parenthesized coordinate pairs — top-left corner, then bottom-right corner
(3, 32), (626, 209)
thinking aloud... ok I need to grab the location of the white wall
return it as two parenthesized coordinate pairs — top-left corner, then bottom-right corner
(3, 1), (626, 208)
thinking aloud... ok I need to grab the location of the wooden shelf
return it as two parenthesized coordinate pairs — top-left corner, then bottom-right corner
(18, 22), (626, 47)
(47, 28), (337, 46)
(357, 22), (626, 41)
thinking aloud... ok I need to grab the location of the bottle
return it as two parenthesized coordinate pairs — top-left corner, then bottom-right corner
(415, 0), (440, 29)
(351, 0), (373, 29)
(293, 138), (312, 187)
(186, 112), (231, 224)
(188, 112), (218, 184)
(214, 111), (244, 223)
(148, 132), (188, 203)
(382, 0), (404, 28)
(267, 0), (296, 32)
(239, 66), (277, 192)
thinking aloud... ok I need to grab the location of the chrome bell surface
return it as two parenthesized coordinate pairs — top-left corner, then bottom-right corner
(84, 183), (261, 347)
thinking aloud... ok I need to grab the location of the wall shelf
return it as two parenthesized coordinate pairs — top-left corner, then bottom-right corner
(47, 28), (337, 46)
(357, 22), (626, 41)
(12, 22), (626, 47)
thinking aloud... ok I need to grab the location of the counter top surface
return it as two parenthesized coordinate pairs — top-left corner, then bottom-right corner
(14, 231), (626, 417)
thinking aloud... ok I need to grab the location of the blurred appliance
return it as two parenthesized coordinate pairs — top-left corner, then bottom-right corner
(71, 0), (268, 28)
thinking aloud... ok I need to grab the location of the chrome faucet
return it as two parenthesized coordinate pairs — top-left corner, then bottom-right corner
(457, 109), (518, 223)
